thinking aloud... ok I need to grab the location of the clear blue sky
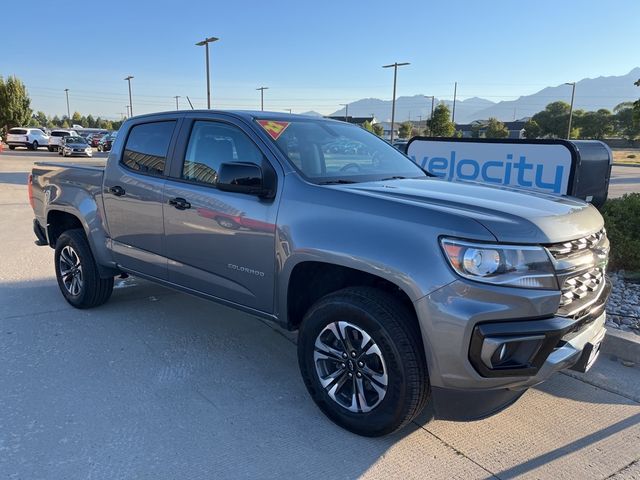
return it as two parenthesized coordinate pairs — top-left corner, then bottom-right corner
(2, 0), (638, 119)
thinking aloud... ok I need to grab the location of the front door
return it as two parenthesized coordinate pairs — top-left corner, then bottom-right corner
(102, 119), (178, 279)
(163, 118), (280, 313)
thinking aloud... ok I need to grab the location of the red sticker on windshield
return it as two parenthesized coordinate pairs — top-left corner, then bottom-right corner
(257, 120), (290, 140)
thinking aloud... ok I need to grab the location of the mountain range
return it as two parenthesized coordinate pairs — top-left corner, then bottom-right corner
(328, 67), (640, 124)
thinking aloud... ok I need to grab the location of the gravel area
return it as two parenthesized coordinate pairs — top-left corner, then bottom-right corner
(606, 272), (640, 334)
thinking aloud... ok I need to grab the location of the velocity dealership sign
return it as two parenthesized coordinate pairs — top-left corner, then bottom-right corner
(406, 138), (575, 195)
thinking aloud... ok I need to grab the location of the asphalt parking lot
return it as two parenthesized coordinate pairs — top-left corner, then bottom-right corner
(1, 149), (639, 479)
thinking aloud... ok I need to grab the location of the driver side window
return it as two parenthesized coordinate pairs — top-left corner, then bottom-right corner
(182, 121), (264, 186)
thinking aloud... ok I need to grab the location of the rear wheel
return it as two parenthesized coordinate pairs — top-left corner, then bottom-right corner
(298, 286), (430, 436)
(9, 146), (15, 150)
(48, 146), (54, 152)
(31, 141), (39, 150)
(54, 229), (113, 309)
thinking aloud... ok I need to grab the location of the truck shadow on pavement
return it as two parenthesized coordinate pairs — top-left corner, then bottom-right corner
(0, 172), (28, 185)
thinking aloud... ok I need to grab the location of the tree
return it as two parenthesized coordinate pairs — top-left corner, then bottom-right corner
(485, 117), (509, 138)
(613, 103), (640, 142)
(576, 109), (614, 139)
(523, 119), (541, 138)
(398, 121), (413, 139)
(33, 111), (49, 127)
(372, 123), (384, 137)
(86, 114), (96, 128)
(530, 101), (571, 138)
(0, 75), (32, 132)
(634, 78), (640, 134)
(427, 104), (455, 137)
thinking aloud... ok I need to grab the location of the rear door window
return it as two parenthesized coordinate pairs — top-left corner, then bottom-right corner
(121, 121), (176, 177)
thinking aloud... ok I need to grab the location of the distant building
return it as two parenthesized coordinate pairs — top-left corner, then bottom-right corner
(456, 119), (528, 139)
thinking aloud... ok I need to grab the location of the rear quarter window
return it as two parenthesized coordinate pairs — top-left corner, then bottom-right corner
(121, 121), (176, 177)
(9, 128), (27, 135)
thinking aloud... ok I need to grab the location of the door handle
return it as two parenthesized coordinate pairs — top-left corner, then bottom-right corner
(169, 197), (191, 210)
(109, 185), (125, 196)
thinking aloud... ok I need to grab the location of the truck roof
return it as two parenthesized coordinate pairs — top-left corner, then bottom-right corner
(125, 110), (336, 123)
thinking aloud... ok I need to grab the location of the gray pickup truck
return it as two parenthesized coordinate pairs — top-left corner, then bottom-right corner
(29, 111), (610, 436)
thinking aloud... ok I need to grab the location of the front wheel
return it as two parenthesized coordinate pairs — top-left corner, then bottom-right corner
(298, 286), (430, 436)
(9, 146), (15, 150)
(54, 229), (114, 309)
(48, 146), (54, 152)
(31, 141), (39, 150)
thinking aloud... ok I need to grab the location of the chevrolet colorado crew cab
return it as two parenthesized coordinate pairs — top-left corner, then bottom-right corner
(29, 111), (610, 436)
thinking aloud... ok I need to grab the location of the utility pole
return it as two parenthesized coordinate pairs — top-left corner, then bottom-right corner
(173, 96), (180, 110)
(256, 87), (269, 111)
(565, 82), (576, 139)
(339, 103), (349, 122)
(382, 62), (410, 143)
(124, 76), (134, 116)
(451, 82), (457, 124)
(285, 109), (292, 114)
(125, 105), (130, 118)
(196, 36), (219, 109)
(64, 89), (70, 119)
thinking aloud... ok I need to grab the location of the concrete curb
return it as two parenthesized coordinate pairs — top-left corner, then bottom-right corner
(612, 162), (640, 168)
(602, 327), (640, 364)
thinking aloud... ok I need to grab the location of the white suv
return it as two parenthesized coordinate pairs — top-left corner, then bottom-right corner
(48, 129), (78, 152)
(6, 128), (50, 150)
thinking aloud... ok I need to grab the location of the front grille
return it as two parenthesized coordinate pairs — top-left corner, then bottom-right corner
(559, 267), (604, 308)
(547, 229), (605, 259)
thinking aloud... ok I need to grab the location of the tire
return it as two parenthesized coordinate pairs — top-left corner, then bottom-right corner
(31, 141), (39, 150)
(298, 286), (430, 437)
(9, 146), (15, 150)
(97, 145), (102, 152)
(54, 229), (114, 309)
(48, 146), (53, 152)
(216, 217), (240, 229)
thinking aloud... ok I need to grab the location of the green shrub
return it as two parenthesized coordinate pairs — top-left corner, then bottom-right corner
(601, 193), (640, 271)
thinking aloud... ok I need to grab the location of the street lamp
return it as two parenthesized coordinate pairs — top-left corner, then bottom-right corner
(451, 82), (458, 123)
(124, 76), (134, 116)
(339, 103), (349, 122)
(196, 36), (219, 109)
(173, 96), (180, 110)
(565, 82), (576, 139)
(382, 62), (410, 143)
(256, 86), (269, 111)
(64, 89), (70, 119)
(424, 95), (435, 134)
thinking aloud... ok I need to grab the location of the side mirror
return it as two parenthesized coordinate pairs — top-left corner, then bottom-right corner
(217, 162), (274, 198)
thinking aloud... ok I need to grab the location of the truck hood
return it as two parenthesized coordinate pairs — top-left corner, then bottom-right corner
(338, 177), (603, 244)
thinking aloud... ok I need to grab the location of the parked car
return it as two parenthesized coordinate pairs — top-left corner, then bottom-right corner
(6, 127), (49, 150)
(392, 140), (408, 152)
(58, 136), (93, 157)
(97, 132), (117, 152)
(90, 132), (109, 148)
(29, 111), (610, 437)
(48, 129), (78, 152)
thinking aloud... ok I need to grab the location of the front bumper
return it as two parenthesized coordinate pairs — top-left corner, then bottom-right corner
(415, 278), (609, 420)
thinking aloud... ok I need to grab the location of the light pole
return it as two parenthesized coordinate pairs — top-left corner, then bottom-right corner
(196, 36), (219, 109)
(173, 96), (180, 110)
(339, 103), (349, 122)
(256, 86), (269, 111)
(451, 82), (458, 123)
(565, 82), (576, 139)
(124, 76), (134, 116)
(424, 95), (435, 134)
(285, 109), (292, 114)
(125, 105), (130, 118)
(64, 89), (70, 119)
(382, 62), (410, 143)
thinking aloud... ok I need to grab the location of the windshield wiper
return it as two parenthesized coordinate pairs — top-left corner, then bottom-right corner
(318, 179), (357, 185)
(379, 176), (407, 181)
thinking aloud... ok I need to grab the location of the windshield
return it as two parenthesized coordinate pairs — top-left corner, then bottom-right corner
(260, 119), (425, 184)
(66, 136), (87, 144)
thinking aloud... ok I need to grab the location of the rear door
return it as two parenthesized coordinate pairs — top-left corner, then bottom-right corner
(162, 115), (281, 313)
(102, 116), (181, 279)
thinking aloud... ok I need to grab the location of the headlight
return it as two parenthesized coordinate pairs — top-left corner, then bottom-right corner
(440, 238), (557, 289)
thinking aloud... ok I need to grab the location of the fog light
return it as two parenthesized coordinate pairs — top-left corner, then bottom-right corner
(480, 335), (545, 370)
